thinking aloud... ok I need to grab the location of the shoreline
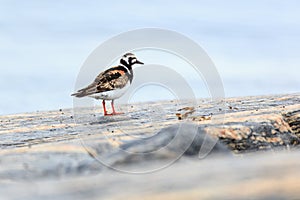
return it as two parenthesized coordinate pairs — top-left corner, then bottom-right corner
(1, 92), (299, 117)
(0, 93), (299, 199)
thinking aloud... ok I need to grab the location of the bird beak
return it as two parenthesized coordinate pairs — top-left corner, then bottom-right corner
(136, 60), (144, 65)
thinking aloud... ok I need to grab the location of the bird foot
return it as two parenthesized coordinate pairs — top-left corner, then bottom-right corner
(104, 112), (124, 116)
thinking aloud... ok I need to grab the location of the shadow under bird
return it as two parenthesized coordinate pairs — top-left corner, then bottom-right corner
(71, 53), (144, 116)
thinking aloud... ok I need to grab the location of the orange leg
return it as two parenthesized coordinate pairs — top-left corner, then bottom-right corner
(103, 100), (124, 116)
(102, 100), (108, 116)
(111, 100), (124, 115)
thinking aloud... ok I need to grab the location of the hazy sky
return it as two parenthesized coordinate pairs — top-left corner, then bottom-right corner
(0, 0), (299, 114)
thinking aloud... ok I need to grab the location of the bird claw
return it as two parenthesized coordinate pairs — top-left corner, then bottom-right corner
(104, 112), (124, 116)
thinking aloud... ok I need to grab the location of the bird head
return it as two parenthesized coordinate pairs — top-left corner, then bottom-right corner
(120, 53), (144, 67)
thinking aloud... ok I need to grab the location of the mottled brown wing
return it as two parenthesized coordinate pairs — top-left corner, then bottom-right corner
(95, 69), (129, 92)
(71, 66), (129, 97)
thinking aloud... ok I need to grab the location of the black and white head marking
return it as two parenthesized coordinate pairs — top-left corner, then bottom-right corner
(120, 53), (144, 68)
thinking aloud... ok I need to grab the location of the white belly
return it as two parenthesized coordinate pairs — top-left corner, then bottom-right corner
(89, 82), (130, 100)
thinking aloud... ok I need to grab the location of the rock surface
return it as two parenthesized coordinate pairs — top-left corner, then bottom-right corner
(0, 93), (300, 199)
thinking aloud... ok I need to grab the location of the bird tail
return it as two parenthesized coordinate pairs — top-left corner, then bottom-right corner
(72, 83), (98, 98)
(71, 91), (87, 98)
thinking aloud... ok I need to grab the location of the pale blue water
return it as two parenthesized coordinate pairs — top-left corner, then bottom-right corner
(0, 0), (299, 115)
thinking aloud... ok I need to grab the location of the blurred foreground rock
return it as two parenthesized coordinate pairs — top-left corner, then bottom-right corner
(0, 93), (299, 199)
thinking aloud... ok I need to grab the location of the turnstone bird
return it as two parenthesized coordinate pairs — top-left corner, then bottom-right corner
(72, 53), (144, 116)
